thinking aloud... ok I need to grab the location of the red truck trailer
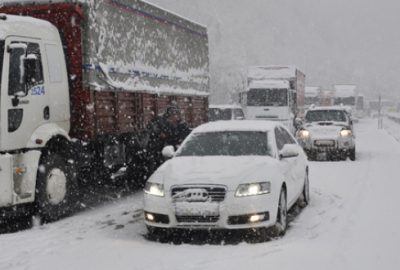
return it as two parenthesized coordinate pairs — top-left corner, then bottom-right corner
(0, 0), (209, 219)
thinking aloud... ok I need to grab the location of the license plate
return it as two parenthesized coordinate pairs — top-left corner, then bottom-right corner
(174, 202), (219, 216)
(315, 140), (335, 146)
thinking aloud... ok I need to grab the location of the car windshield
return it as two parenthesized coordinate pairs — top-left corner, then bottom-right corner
(208, 108), (232, 121)
(247, 88), (288, 106)
(0, 40), (4, 92)
(305, 110), (347, 122)
(177, 131), (271, 156)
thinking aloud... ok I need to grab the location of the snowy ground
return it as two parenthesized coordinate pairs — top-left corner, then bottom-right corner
(1, 118), (400, 270)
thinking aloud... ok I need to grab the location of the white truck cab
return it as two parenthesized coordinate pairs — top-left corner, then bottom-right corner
(0, 15), (70, 209)
(243, 79), (295, 132)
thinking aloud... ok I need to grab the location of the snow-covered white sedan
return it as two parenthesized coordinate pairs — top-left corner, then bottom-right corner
(143, 121), (309, 238)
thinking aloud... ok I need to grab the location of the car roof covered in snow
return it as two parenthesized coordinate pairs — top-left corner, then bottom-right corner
(193, 120), (280, 133)
(306, 105), (352, 113)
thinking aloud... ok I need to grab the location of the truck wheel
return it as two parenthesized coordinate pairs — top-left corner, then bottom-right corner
(269, 188), (288, 237)
(349, 148), (356, 161)
(36, 153), (77, 221)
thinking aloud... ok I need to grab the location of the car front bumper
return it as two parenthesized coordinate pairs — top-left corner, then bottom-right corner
(298, 136), (355, 153)
(143, 190), (279, 230)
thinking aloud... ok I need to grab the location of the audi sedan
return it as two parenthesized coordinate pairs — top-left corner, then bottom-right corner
(143, 121), (309, 238)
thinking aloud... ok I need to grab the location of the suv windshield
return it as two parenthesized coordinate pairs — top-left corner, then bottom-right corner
(247, 88), (288, 106)
(0, 40), (4, 90)
(305, 110), (347, 122)
(177, 131), (270, 156)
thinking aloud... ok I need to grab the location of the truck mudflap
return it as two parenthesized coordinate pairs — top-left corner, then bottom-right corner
(0, 154), (13, 207)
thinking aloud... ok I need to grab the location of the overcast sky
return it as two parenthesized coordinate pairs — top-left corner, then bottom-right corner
(151, 0), (400, 103)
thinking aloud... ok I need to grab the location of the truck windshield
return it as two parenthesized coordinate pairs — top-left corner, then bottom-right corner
(0, 40), (4, 90)
(334, 96), (355, 106)
(247, 88), (288, 106)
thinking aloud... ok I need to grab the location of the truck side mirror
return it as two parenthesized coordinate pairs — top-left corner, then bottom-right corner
(8, 44), (29, 103)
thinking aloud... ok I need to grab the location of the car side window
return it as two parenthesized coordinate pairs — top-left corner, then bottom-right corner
(280, 127), (296, 144)
(274, 128), (286, 150)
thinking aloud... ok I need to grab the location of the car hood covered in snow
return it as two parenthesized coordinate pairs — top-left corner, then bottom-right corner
(304, 122), (348, 139)
(149, 155), (280, 191)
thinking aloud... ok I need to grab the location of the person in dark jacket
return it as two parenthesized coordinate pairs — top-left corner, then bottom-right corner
(145, 105), (191, 175)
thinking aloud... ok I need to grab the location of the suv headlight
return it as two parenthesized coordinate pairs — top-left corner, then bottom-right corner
(144, 182), (165, 197)
(298, 129), (310, 138)
(235, 182), (271, 197)
(340, 129), (352, 137)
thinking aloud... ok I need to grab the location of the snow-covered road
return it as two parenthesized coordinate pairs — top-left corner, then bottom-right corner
(1, 118), (400, 270)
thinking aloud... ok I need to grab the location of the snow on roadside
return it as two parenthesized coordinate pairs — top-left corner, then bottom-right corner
(384, 116), (400, 142)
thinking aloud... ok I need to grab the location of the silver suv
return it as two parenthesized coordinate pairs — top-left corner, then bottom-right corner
(296, 106), (356, 161)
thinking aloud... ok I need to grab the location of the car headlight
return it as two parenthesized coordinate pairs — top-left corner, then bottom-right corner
(235, 182), (271, 197)
(340, 129), (352, 137)
(298, 129), (310, 138)
(144, 182), (165, 197)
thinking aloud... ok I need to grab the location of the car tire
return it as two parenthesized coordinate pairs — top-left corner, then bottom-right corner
(269, 188), (288, 237)
(307, 151), (315, 161)
(298, 172), (310, 208)
(35, 153), (78, 222)
(146, 225), (171, 242)
(349, 148), (356, 161)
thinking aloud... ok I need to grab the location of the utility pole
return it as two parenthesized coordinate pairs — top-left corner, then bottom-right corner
(378, 94), (383, 129)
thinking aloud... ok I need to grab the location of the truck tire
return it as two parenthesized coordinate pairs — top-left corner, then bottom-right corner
(36, 153), (78, 221)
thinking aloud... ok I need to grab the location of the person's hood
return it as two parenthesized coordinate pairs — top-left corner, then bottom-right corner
(148, 156), (280, 191)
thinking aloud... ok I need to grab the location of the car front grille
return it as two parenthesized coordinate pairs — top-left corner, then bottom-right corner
(171, 185), (227, 202)
(175, 215), (219, 223)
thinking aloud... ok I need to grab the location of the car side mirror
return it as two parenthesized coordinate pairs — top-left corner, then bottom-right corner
(162, 145), (175, 159)
(279, 144), (300, 159)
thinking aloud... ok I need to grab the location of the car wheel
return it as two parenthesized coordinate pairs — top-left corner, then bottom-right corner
(269, 188), (288, 237)
(36, 153), (78, 222)
(298, 172), (310, 208)
(349, 148), (356, 161)
(146, 225), (171, 242)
